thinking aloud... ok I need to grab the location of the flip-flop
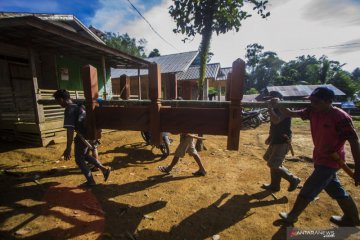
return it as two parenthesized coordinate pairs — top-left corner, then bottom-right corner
(192, 170), (206, 177)
(158, 166), (170, 174)
(103, 168), (111, 182)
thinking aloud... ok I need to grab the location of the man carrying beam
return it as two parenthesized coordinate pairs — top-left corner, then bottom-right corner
(272, 86), (360, 226)
(53, 89), (110, 187)
(261, 91), (300, 192)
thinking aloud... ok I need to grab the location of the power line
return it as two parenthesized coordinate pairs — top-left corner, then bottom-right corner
(126, 0), (178, 50)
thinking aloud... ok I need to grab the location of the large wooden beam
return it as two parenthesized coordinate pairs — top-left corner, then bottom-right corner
(160, 107), (227, 134)
(148, 63), (162, 145)
(227, 59), (244, 150)
(82, 65), (101, 140)
(95, 106), (148, 130)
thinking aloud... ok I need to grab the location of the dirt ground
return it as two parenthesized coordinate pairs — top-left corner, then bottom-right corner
(0, 121), (359, 240)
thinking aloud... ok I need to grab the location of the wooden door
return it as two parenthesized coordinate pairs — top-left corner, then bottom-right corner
(8, 62), (35, 122)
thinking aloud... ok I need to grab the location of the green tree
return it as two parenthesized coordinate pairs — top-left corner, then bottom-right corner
(245, 88), (258, 94)
(318, 56), (344, 84)
(329, 70), (357, 98)
(245, 43), (264, 71)
(253, 51), (284, 89)
(245, 43), (264, 90)
(280, 55), (320, 85)
(352, 68), (360, 84)
(148, 48), (161, 58)
(169, 0), (270, 100)
(102, 32), (147, 57)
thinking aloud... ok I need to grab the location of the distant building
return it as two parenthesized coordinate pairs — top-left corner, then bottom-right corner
(177, 63), (221, 100)
(111, 51), (198, 99)
(266, 84), (346, 101)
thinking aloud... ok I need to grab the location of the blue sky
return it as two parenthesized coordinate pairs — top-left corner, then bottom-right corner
(1, 0), (360, 71)
(0, 0), (161, 25)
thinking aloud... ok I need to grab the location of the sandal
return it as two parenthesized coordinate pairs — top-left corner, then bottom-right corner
(103, 168), (111, 182)
(192, 170), (206, 177)
(158, 166), (171, 174)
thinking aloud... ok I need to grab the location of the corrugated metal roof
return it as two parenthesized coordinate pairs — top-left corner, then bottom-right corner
(216, 67), (232, 80)
(0, 12), (104, 43)
(0, 16), (150, 68)
(111, 51), (198, 77)
(243, 94), (259, 102)
(177, 63), (221, 81)
(267, 84), (346, 97)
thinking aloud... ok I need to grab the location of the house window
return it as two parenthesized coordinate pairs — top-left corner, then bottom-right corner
(60, 67), (69, 81)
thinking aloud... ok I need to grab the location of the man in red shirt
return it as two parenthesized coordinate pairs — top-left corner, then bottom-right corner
(272, 87), (360, 226)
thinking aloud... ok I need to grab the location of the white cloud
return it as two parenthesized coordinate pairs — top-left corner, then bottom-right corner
(303, 0), (360, 26)
(90, 0), (146, 32)
(92, 0), (360, 71)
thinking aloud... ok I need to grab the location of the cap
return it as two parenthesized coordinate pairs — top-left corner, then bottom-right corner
(263, 91), (283, 100)
(309, 87), (335, 101)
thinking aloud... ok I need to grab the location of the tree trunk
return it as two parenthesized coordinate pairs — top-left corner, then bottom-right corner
(196, 25), (213, 151)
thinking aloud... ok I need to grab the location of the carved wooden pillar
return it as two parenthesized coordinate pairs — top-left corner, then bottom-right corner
(148, 63), (161, 145)
(119, 74), (130, 100)
(227, 59), (244, 150)
(82, 65), (101, 140)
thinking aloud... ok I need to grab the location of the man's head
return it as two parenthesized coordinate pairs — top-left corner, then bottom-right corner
(263, 91), (283, 100)
(53, 89), (71, 107)
(308, 87), (335, 111)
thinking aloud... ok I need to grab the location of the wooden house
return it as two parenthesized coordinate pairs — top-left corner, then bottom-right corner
(177, 63), (220, 100)
(0, 13), (149, 146)
(214, 67), (231, 101)
(111, 51), (198, 100)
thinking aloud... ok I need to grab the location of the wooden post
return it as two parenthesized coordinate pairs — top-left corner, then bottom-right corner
(101, 56), (108, 100)
(227, 59), (244, 150)
(119, 74), (130, 100)
(82, 65), (101, 140)
(28, 47), (44, 124)
(148, 63), (161, 145)
(217, 82), (221, 101)
(138, 68), (141, 100)
(225, 72), (232, 101)
(204, 78), (209, 100)
(169, 73), (177, 99)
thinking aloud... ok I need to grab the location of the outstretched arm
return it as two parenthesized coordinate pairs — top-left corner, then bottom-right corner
(187, 134), (206, 140)
(269, 98), (301, 118)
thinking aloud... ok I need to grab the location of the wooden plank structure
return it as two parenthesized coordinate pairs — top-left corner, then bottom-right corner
(0, 15), (149, 146)
(82, 59), (246, 150)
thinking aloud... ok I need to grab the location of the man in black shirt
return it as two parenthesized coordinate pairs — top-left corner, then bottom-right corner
(53, 89), (110, 187)
(262, 91), (300, 192)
